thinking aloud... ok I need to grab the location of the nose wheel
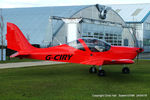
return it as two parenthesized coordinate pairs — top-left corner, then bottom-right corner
(122, 67), (130, 74)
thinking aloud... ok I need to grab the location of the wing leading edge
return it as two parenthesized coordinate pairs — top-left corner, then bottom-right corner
(80, 58), (134, 66)
(104, 59), (134, 65)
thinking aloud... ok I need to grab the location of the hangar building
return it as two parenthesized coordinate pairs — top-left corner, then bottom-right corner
(110, 4), (150, 52)
(0, 4), (134, 49)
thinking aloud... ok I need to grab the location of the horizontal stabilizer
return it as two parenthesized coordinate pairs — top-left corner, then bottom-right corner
(10, 52), (30, 58)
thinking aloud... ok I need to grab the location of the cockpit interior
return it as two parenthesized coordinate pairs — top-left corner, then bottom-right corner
(67, 38), (111, 52)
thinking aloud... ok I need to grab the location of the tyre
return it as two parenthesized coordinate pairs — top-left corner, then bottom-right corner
(98, 70), (105, 76)
(89, 67), (97, 73)
(122, 67), (130, 74)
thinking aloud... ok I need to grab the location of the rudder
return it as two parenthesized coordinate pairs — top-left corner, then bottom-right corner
(6, 22), (35, 52)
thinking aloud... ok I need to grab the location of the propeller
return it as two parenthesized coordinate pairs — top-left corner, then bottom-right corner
(132, 26), (144, 63)
(136, 48), (144, 63)
(136, 53), (139, 63)
(133, 27), (141, 63)
(136, 49), (140, 63)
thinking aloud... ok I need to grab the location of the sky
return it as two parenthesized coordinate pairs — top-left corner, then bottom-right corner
(0, 0), (150, 8)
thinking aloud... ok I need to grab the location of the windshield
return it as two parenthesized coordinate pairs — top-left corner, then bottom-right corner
(67, 38), (111, 52)
(82, 38), (111, 52)
(67, 40), (85, 51)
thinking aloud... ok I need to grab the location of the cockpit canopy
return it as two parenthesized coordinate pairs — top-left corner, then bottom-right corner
(67, 38), (111, 52)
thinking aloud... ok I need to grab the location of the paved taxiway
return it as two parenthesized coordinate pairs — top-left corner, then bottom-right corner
(0, 61), (64, 69)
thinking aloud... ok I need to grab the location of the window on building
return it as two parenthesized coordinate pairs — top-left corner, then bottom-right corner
(143, 39), (150, 46)
(124, 39), (129, 46)
(145, 23), (150, 30)
(131, 9), (142, 16)
(104, 33), (122, 46)
(82, 32), (122, 46)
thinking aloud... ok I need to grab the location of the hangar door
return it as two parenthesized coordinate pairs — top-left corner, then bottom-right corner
(80, 23), (123, 46)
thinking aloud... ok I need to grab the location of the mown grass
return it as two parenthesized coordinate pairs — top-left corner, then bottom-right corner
(0, 60), (149, 100)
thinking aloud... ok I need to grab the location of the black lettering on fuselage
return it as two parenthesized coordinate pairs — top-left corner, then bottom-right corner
(45, 55), (52, 60)
(59, 55), (62, 60)
(54, 55), (60, 60)
(45, 54), (73, 61)
(68, 55), (73, 60)
(62, 55), (67, 60)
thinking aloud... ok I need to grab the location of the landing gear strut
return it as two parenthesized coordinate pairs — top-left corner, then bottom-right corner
(89, 66), (97, 73)
(97, 66), (105, 76)
(122, 65), (130, 74)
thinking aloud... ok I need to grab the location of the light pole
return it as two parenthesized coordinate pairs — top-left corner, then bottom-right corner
(0, 9), (4, 61)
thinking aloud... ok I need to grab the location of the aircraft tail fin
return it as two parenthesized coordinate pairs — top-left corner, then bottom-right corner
(6, 22), (35, 52)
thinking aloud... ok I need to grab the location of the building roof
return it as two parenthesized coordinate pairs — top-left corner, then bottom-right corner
(109, 3), (150, 23)
(2, 5), (91, 44)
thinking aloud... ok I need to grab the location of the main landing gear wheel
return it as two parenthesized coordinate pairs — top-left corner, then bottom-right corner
(89, 66), (97, 73)
(122, 67), (130, 74)
(98, 70), (105, 76)
(97, 66), (106, 76)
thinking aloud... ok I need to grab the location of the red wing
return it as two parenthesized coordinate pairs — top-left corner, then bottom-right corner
(104, 59), (134, 64)
(115, 59), (134, 64)
(81, 58), (103, 66)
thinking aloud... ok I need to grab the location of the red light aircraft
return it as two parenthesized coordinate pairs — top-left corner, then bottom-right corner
(6, 22), (144, 76)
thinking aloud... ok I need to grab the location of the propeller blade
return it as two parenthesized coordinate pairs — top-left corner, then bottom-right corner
(136, 48), (144, 63)
(136, 53), (139, 63)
